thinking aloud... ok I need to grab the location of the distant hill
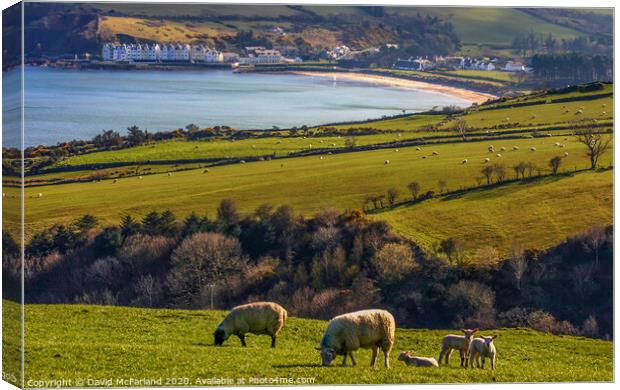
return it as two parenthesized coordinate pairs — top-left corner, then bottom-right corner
(6, 3), (611, 64)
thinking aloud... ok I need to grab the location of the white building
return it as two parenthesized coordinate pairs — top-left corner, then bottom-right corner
(255, 49), (282, 63)
(504, 61), (525, 72)
(102, 43), (115, 61)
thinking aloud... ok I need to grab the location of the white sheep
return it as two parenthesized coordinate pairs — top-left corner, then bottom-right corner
(439, 328), (478, 367)
(469, 335), (497, 370)
(240, 160), (246, 164)
(512, 146), (519, 151)
(398, 352), (438, 367)
(320, 156), (324, 160)
(564, 152), (569, 157)
(530, 147), (537, 151)
(496, 153), (502, 158)
(167, 172), (172, 176)
(415, 147), (422, 151)
(395, 149), (399, 152)
(113, 179), (118, 183)
(461, 159), (468, 164)
(317, 309), (395, 368)
(500, 147), (506, 151)
(214, 302), (287, 348)
(138, 176), (143, 179)
(37, 193), (43, 198)
(483, 158), (490, 163)
(203, 169), (209, 173)
(384, 160), (390, 165)
(432, 151), (439, 156)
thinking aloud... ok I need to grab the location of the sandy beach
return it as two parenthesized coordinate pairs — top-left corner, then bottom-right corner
(290, 71), (497, 104)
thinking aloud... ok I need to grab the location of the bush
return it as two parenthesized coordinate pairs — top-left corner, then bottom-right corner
(371, 242), (416, 284)
(445, 280), (496, 328)
(117, 234), (175, 274)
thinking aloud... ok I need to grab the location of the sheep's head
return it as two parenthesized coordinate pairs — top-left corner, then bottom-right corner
(461, 328), (479, 340)
(213, 328), (228, 346)
(398, 352), (412, 361)
(316, 347), (336, 366)
(482, 335), (497, 347)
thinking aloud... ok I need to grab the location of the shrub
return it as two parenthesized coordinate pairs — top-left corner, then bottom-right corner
(117, 234), (175, 274)
(445, 280), (496, 328)
(371, 242), (416, 284)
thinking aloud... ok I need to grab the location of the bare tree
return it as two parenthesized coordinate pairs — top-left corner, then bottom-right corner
(438, 179), (447, 193)
(481, 165), (494, 184)
(453, 118), (468, 141)
(407, 181), (421, 200)
(513, 162), (527, 179)
(549, 156), (562, 175)
(387, 187), (399, 206)
(493, 163), (507, 182)
(575, 126), (612, 169)
(581, 225), (607, 265)
(508, 242), (527, 291)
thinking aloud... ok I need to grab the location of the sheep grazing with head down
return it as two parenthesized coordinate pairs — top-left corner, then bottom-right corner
(384, 160), (390, 165)
(469, 335), (498, 370)
(214, 302), (287, 348)
(398, 352), (438, 367)
(317, 309), (395, 368)
(439, 328), (478, 367)
(461, 159), (468, 164)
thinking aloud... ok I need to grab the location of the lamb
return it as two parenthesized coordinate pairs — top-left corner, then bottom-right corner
(461, 159), (468, 164)
(214, 302), (287, 348)
(317, 309), (395, 368)
(398, 352), (438, 367)
(438, 328), (478, 367)
(469, 335), (497, 370)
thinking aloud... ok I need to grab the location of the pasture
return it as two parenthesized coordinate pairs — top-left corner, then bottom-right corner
(12, 301), (612, 384)
(4, 135), (612, 250)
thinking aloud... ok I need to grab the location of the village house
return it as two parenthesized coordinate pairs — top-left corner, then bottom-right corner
(392, 57), (433, 71)
(504, 61), (526, 72)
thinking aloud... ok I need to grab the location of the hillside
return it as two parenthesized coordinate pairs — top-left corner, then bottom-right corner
(3, 301), (612, 384)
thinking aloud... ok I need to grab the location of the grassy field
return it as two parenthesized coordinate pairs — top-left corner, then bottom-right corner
(3, 135), (612, 246)
(5, 301), (610, 384)
(378, 170), (613, 256)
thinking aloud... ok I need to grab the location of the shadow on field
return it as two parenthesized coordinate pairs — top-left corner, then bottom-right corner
(272, 363), (322, 368)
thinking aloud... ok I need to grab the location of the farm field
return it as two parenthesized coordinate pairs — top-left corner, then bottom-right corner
(12, 301), (612, 384)
(377, 169), (613, 255)
(4, 135), (612, 247)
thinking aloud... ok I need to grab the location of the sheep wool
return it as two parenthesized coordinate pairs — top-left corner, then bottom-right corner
(214, 302), (287, 348)
(398, 352), (439, 367)
(318, 309), (395, 368)
(469, 335), (498, 370)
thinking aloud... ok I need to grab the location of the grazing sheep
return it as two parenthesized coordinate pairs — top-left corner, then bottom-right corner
(320, 156), (324, 160)
(496, 154), (502, 158)
(113, 179), (118, 183)
(500, 147), (506, 151)
(512, 146), (519, 151)
(331, 143), (337, 147)
(317, 309), (395, 368)
(432, 151), (439, 156)
(559, 144), (565, 148)
(564, 152), (569, 157)
(398, 352), (438, 367)
(469, 335), (497, 370)
(384, 160), (390, 165)
(422, 156), (427, 159)
(530, 147), (537, 151)
(240, 160), (246, 164)
(483, 158), (490, 163)
(138, 176), (143, 179)
(214, 302), (287, 348)
(439, 328), (478, 367)
(328, 152), (332, 155)
(37, 193), (43, 198)
(415, 147), (422, 151)
(167, 172), (172, 177)
(554, 142), (560, 146)
(203, 169), (209, 173)
(461, 159), (468, 164)
(276, 140), (282, 144)
(395, 149), (399, 152)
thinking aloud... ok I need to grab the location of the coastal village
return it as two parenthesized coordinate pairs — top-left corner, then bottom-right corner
(101, 41), (530, 74)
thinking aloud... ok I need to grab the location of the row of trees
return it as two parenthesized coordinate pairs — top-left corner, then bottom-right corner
(3, 199), (612, 338)
(512, 33), (611, 57)
(530, 53), (612, 84)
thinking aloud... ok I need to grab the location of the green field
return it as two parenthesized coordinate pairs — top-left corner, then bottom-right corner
(3, 134), (612, 249)
(378, 170), (613, 255)
(4, 301), (611, 385)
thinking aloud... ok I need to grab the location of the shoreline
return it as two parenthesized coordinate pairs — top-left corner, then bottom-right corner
(289, 70), (497, 104)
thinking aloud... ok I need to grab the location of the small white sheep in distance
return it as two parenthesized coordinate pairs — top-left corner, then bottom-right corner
(469, 335), (498, 370)
(203, 169), (209, 173)
(422, 156), (427, 159)
(214, 302), (287, 348)
(432, 151), (439, 156)
(564, 152), (569, 157)
(398, 352), (438, 367)
(317, 309), (395, 368)
(113, 179), (118, 183)
(138, 176), (143, 179)
(530, 147), (537, 151)
(395, 149), (399, 152)
(38, 193), (43, 198)
(167, 172), (172, 177)
(500, 147), (506, 151)
(461, 159), (468, 164)
(512, 146), (519, 151)
(415, 147), (422, 151)
(320, 156), (324, 160)
(384, 160), (390, 165)
(439, 328), (478, 367)
(496, 154), (502, 158)
(483, 158), (490, 163)
(240, 160), (246, 164)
